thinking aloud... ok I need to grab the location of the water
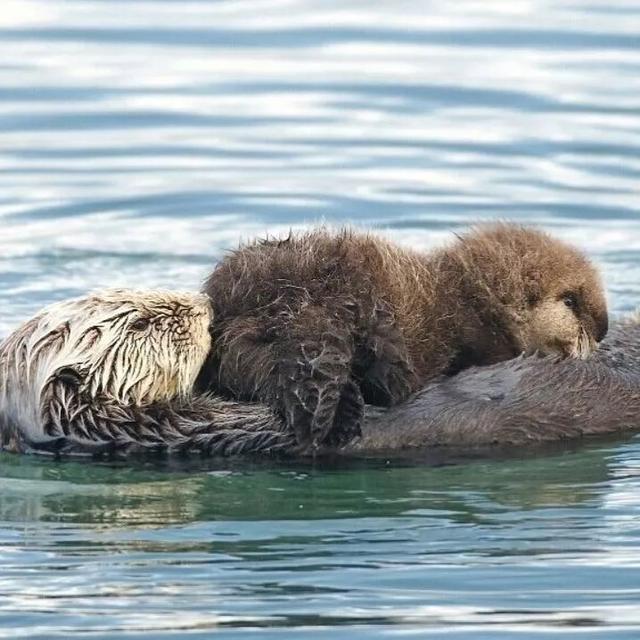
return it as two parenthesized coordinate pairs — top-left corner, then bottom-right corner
(0, 0), (639, 636)
(2, 445), (640, 638)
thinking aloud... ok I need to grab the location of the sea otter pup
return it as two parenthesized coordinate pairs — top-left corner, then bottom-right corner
(201, 223), (608, 450)
(0, 289), (293, 456)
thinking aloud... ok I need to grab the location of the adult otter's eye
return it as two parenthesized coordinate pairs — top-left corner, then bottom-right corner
(562, 293), (579, 310)
(131, 317), (150, 331)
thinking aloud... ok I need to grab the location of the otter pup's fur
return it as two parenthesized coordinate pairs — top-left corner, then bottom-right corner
(0, 289), (293, 456)
(201, 224), (608, 449)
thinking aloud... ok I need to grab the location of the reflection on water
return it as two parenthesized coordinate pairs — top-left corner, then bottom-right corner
(1, 442), (640, 637)
(1, 0), (640, 637)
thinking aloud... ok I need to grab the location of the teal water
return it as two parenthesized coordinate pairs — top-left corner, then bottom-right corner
(2, 444), (640, 638)
(1, 0), (640, 636)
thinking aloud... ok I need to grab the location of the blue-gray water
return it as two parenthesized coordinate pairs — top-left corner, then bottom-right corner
(1, 0), (640, 637)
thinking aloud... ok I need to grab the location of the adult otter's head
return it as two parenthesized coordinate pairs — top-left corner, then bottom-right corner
(450, 223), (608, 360)
(0, 289), (212, 414)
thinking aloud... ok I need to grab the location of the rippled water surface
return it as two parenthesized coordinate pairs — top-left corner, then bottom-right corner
(1, 0), (640, 637)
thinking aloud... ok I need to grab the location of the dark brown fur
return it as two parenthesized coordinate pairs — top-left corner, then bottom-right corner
(1, 388), (294, 458)
(201, 224), (608, 450)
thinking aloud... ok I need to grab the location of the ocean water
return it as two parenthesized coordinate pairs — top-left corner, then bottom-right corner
(1, 0), (639, 637)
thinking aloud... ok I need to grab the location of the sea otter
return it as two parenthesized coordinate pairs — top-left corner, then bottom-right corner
(0, 296), (638, 460)
(0, 289), (293, 456)
(200, 224), (608, 450)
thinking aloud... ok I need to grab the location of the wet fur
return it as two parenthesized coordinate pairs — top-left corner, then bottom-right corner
(3, 315), (640, 459)
(201, 224), (608, 449)
(355, 317), (640, 452)
(0, 290), (294, 456)
(1, 392), (294, 457)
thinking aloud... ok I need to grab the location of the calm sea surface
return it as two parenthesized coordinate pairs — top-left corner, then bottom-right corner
(1, 1), (640, 637)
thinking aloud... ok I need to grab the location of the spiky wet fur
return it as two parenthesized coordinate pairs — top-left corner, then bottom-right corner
(201, 224), (608, 449)
(1, 297), (638, 460)
(0, 289), (293, 456)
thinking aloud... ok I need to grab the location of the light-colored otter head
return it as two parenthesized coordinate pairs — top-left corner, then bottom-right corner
(452, 223), (608, 360)
(0, 290), (212, 431)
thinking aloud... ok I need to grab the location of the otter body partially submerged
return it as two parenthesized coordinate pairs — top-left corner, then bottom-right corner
(0, 290), (293, 456)
(0, 290), (636, 461)
(353, 317), (640, 454)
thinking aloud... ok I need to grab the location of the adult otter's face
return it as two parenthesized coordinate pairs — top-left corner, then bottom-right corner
(25, 289), (212, 405)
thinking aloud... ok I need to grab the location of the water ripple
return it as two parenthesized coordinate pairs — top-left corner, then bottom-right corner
(1, 1), (640, 636)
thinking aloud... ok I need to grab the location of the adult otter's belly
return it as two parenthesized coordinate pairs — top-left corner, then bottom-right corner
(348, 319), (640, 454)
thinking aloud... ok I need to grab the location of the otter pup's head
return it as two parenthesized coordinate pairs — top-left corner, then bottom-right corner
(451, 223), (608, 360)
(0, 289), (212, 412)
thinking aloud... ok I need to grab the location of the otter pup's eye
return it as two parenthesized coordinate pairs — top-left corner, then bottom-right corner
(131, 317), (150, 331)
(562, 293), (579, 310)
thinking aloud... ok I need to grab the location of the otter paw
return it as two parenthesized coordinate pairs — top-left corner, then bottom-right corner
(280, 375), (363, 450)
(360, 306), (417, 406)
(361, 353), (416, 406)
(322, 379), (364, 448)
(281, 375), (338, 448)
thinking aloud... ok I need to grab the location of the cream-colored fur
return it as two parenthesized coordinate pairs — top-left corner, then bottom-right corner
(0, 289), (211, 442)
(528, 298), (595, 359)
